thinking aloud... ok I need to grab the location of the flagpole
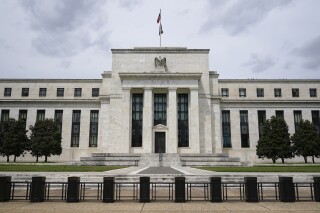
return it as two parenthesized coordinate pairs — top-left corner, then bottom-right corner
(159, 9), (161, 47)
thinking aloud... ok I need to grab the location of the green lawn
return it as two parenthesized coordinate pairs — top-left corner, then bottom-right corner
(197, 166), (320, 173)
(0, 164), (126, 172)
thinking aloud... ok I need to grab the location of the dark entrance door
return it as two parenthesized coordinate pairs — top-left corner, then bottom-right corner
(155, 132), (166, 153)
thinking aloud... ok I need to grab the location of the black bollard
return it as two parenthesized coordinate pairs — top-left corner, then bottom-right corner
(30, 176), (46, 202)
(210, 177), (222, 202)
(175, 177), (185, 203)
(139, 177), (150, 203)
(279, 176), (295, 202)
(103, 177), (114, 203)
(0, 176), (11, 202)
(314, 177), (320, 202)
(67, 177), (80, 202)
(244, 177), (258, 202)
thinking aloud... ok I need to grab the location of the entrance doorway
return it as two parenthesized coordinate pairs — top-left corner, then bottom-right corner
(155, 132), (166, 153)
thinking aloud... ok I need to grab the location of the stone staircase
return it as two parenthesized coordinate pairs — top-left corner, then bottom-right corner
(179, 153), (245, 167)
(80, 153), (140, 166)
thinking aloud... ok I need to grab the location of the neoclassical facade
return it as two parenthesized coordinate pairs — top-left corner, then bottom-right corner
(0, 47), (319, 162)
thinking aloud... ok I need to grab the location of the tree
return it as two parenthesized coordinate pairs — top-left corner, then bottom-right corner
(29, 119), (62, 162)
(256, 116), (292, 163)
(0, 118), (29, 162)
(291, 120), (320, 163)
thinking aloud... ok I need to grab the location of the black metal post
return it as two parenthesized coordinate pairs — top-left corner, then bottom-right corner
(67, 176), (80, 202)
(103, 177), (114, 203)
(279, 176), (295, 202)
(0, 176), (11, 202)
(314, 176), (320, 202)
(139, 176), (150, 203)
(30, 176), (46, 202)
(244, 177), (258, 202)
(210, 177), (222, 202)
(175, 177), (185, 203)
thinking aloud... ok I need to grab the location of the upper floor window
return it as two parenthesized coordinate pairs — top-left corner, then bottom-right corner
(310, 88), (317, 97)
(221, 88), (229, 97)
(239, 88), (246, 97)
(274, 88), (282, 97)
(4, 88), (11, 97)
(92, 88), (99, 97)
(74, 88), (82, 97)
(57, 88), (64, 97)
(21, 88), (29, 97)
(292, 88), (299, 97)
(257, 88), (264, 97)
(39, 88), (47, 97)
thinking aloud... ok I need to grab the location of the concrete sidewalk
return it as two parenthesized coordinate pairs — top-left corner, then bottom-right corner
(1, 201), (320, 213)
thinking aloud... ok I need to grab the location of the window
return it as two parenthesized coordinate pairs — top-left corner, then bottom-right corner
(19, 110), (27, 129)
(292, 88), (299, 97)
(0, 110), (10, 132)
(36, 110), (45, 121)
(257, 88), (264, 97)
(178, 93), (189, 147)
(293, 110), (302, 132)
(310, 88), (317, 97)
(89, 110), (99, 147)
(21, 88), (29, 97)
(132, 94), (143, 147)
(240, 110), (250, 148)
(222, 110), (231, 148)
(4, 88), (11, 97)
(154, 93), (167, 126)
(274, 88), (282, 97)
(92, 88), (99, 97)
(239, 88), (246, 97)
(39, 88), (47, 97)
(221, 88), (229, 97)
(311, 111), (320, 134)
(74, 88), (82, 97)
(71, 110), (81, 147)
(275, 110), (284, 119)
(258, 110), (266, 138)
(57, 88), (64, 97)
(54, 110), (63, 135)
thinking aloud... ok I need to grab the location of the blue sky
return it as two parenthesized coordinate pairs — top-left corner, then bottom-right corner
(0, 0), (319, 79)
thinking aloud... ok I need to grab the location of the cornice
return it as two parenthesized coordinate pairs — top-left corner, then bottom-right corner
(111, 47), (210, 54)
(118, 72), (202, 80)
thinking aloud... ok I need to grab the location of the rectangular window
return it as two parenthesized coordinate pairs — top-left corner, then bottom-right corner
(154, 93), (167, 126)
(36, 110), (45, 122)
(293, 110), (302, 132)
(92, 88), (99, 97)
(240, 110), (250, 148)
(39, 88), (47, 97)
(57, 88), (64, 97)
(0, 110), (10, 132)
(71, 110), (81, 147)
(274, 88), (282, 97)
(239, 88), (246, 97)
(310, 88), (317, 97)
(178, 93), (189, 147)
(132, 94), (143, 147)
(292, 88), (299, 97)
(312, 111), (320, 134)
(74, 88), (82, 97)
(54, 110), (63, 135)
(221, 88), (229, 97)
(258, 110), (266, 138)
(257, 88), (264, 97)
(19, 110), (27, 129)
(4, 88), (11, 97)
(21, 88), (29, 97)
(89, 110), (99, 147)
(275, 110), (284, 119)
(222, 110), (231, 148)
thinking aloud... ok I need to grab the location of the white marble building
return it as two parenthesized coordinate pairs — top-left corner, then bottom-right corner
(0, 47), (319, 163)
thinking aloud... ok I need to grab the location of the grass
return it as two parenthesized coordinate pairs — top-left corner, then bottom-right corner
(197, 166), (320, 173)
(0, 164), (126, 172)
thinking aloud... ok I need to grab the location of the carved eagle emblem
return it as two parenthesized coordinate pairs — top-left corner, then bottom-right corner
(155, 56), (166, 68)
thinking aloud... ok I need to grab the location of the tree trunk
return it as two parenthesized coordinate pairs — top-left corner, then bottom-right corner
(6, 155), (9, 162)
(281, 158), (285, 163)
(14, 155), (16, 162)
(45, 156), (47, 163)
(272, 158), (276, 163)
(36, 155), (39, 162)
(304, 156), (308, 163)
(312, 156), (315, 163)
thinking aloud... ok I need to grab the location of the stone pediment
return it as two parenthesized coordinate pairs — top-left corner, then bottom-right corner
(153, 124), (168, 130)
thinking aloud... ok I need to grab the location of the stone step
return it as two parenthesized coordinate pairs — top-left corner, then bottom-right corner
(180, 157), (240, 162)
(80, 157), (140, 161)
(91, 153), (140, 157)
(182, 161), (243, 166)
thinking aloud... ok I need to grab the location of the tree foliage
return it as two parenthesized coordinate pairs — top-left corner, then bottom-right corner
(256, 116), (292, 163)
(291, 120), (320, 163)
(29, 119), (62, 162)
(0, 118), (29, 162)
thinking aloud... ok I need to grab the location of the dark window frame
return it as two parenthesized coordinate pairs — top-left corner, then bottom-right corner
(257, 110), (266, 138)
(239, 88), (246, 97)
(36, 110), (45, 122)
(222, 110), (231, 148)
(274, 88), (282, 97)
(132, 93), (143, 147)
(312, 110), (320, 135)
(257, 88), (264, 97)
(39, 88), (47, 97)
(178, 93), (189, 147)
(292, 88), (299, 97)
(71, 110), (81, 147)
(275, 110), (284, 119)
(57, 88), (64, 97)
(21, 88), (29, 97)
(54, 110), (63, 135)
(89, 110), (99, 147)
(92, 88), (99, 97)
(4, 88), (11, 97)
(154, 93), (167, 126)
(240, 110), (250, 148)
(293, 110), (302, 132)
(310, 88), (317, 97)
(74, 88), (82, 97)
(221, 88), (229, 97)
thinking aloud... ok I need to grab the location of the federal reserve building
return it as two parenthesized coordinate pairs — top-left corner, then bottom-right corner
(0, 47), (319, 165)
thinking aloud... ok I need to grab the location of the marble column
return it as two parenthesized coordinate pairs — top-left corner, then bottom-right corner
(142, 88), (153, 153)
(121, 88), (131, 153)
(189, 88), (200, 153)
(167, 87), (178, 153)
(212, 99), (222, 153)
